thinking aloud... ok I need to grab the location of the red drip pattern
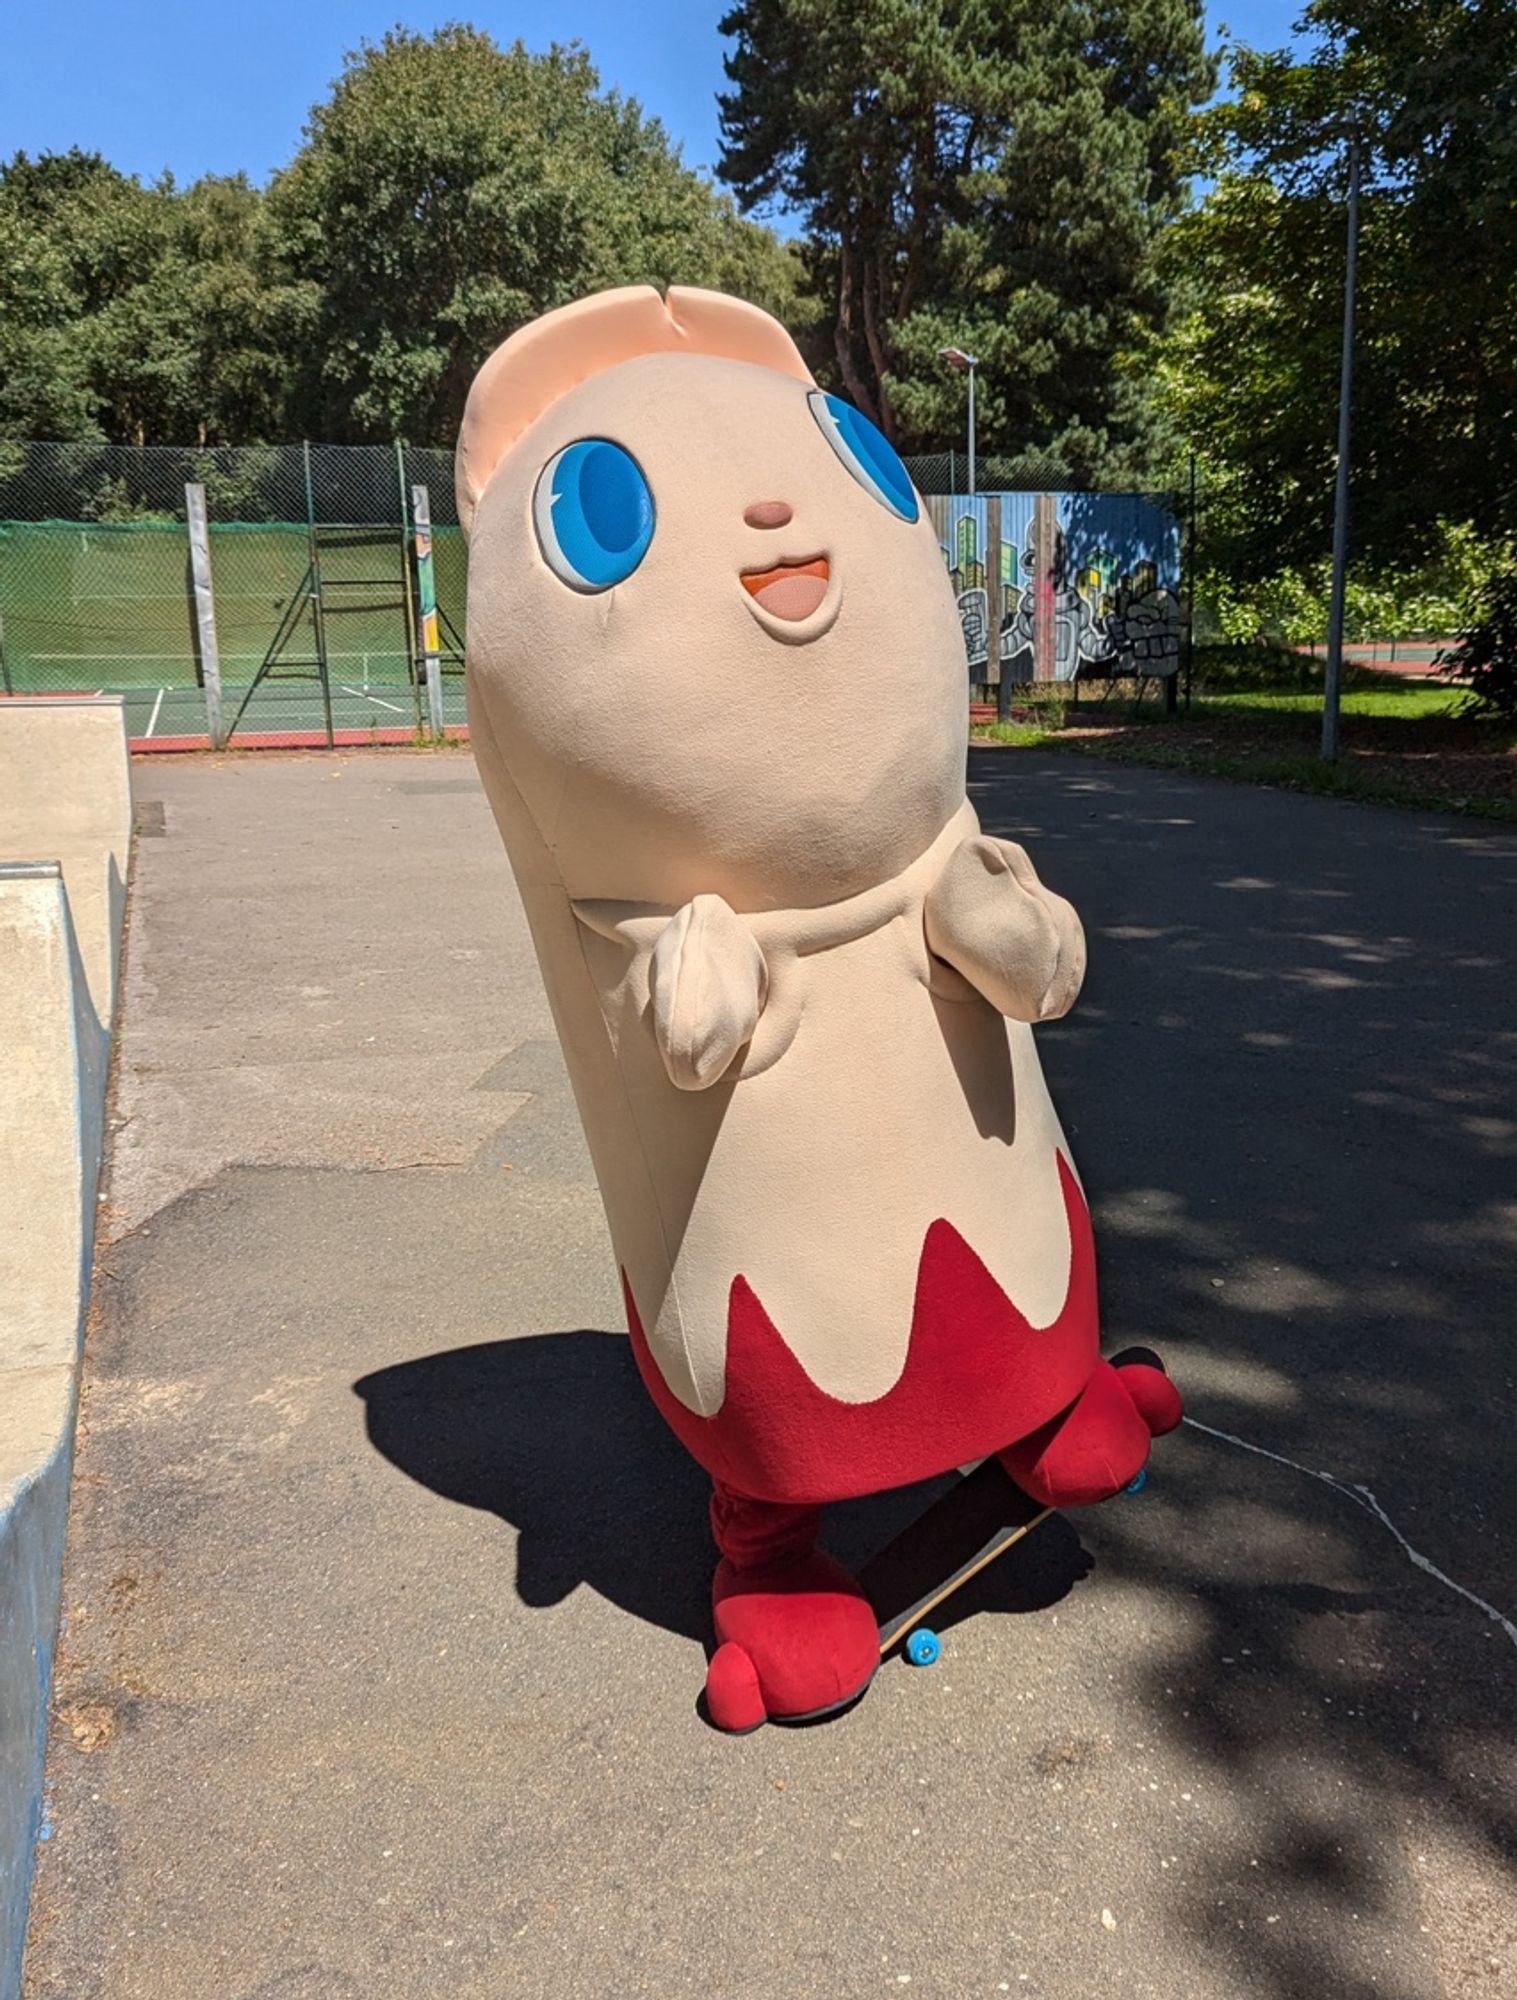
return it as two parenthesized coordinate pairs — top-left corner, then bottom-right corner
(623, 1153), (1100, 1505)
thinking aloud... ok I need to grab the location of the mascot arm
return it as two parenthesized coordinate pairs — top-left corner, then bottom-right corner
(923, 835), (1086, 1023)
(650, 894), (769, 1090)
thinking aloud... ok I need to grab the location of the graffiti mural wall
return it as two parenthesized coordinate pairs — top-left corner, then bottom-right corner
(926, 492), (1184, 683)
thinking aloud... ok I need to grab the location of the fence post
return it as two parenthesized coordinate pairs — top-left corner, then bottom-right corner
(184, 483), (225, 748)
(302, 441), (335, 749)
(394, 443), (424, 734)
(987, 495), (1009, 720)
(410, 485), (445, 742)
(1032, 493), (1057, 683)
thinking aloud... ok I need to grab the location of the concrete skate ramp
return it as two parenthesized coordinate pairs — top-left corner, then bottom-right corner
(0, 698), (129, 2000)
(0, 697), (131, 1028)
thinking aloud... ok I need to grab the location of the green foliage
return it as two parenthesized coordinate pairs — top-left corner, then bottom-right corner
(1189, 638), (1319, 688)
(0, 148), (281, 445)
(1439, 570), (1517, 724)
(1162, 0), (1517, 579)
(974, 719), (1060, 747)
(718, 0), (1214, 474)
(81, 475), (179, 524)
(268, 26), (800, 440)
(0, 29), (800, 447)
(1197, 523), (1503, 648)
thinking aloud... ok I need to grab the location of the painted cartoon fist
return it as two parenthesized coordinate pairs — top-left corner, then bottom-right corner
(650, 894), (768, 1090)
(924, 835), (1086, 1023)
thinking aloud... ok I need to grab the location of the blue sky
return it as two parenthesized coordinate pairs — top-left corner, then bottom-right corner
(1, 0), (1309, 191)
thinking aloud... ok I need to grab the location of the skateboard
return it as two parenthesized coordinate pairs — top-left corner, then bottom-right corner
(861, 1453), (1146, 1669)
(862, 1346), (1165, 1668)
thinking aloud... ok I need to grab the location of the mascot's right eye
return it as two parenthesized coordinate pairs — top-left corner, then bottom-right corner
(533, 439), (655, 592)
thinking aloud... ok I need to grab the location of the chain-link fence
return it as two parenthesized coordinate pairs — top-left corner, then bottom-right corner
(0, 442), (466, 745)
(902, 450), (1168, 498)
(0, 440), (1188, 745)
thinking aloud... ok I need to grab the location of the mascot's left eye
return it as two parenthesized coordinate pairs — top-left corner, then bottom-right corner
(533, 438), (655, 591)
(808, 392), (919, 523)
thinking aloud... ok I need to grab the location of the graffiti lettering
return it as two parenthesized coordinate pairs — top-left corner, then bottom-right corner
(930, 494), (1183, 683)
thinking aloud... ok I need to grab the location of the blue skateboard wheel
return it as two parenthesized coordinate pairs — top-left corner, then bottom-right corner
(1125, 1468), (1149, 1494)
(905, 1627), (941, 1667)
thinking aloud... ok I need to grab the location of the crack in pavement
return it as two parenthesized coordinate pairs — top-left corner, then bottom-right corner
(1182, 1415), (1517, 1651)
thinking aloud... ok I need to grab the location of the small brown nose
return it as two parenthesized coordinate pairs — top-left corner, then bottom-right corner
(743, 500), (793, 529)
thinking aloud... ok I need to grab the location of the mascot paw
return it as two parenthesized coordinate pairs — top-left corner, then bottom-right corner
(924, 835), (1086, 1022)
(650, 894), (767, 1090)
(706, 1550), (878, 1731)
(1000, 1352), (1184, 1508)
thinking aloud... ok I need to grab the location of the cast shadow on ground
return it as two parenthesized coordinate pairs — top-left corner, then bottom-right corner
(971, 751), (1517, 2000)
(354, 1328), (1093, 1653)
(363, 754), (1516, 1999)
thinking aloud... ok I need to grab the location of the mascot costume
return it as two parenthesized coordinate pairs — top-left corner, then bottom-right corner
(458, 286), (1183, 1734)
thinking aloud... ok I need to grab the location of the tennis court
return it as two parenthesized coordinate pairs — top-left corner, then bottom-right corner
(0, 516), (468, 748)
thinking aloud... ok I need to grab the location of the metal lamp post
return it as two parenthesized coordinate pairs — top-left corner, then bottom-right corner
(938, 347), (978, 493)
(1322, 126), (1363, 764)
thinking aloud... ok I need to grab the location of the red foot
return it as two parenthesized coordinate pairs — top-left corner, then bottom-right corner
(705, 1550), (878, 1732)
(706, 1641), (767, 1733)
(1000, 1354), (1183, 1508)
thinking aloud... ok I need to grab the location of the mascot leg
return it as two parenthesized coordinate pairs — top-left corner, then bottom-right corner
(704, 1483), (879, 1733)
(999, 1352), (1184, 1510)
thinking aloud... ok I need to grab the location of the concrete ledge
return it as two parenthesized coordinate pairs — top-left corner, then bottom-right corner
(0, 697), (131, 1028)
(0, 701), (130, 1999)
(0, 1366), (77, 2000)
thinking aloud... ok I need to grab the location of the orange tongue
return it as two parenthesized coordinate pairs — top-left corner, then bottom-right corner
(741, 557), (830, 622)
(741, 557), (829, 597)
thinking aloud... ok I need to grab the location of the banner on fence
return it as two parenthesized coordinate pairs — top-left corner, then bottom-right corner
(924, 491), (1184, 683)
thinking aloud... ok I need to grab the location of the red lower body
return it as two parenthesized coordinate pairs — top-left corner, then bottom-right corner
(624, 1153), (1106, 1507)
(703, 1354), (1184, 1733)
(620, 1151), (1185, 1731)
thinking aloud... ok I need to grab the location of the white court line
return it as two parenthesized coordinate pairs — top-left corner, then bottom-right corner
(145, 687), (165, 737)
(1183, 1416), (1517, 1651)
(340, 684), (406, 714)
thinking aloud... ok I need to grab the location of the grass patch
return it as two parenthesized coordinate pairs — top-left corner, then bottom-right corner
(970, 664), (1517, 821)
(976, 719), (1059, 747)
(1198, 684), (1460, 721)
(1050, 732), (1517, 821)
(1187, 640), (1454, 697)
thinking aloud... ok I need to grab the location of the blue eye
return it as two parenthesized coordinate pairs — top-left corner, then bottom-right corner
(533, 438), (654, 591)
(808, 392), (919, 522)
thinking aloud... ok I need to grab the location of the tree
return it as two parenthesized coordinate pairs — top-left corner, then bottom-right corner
(1438, 569), (1517, 724)
(267, 25), (804, 442)
(0, 150), (156, 440)
(1159, 0), (1517, 580)
(717, 0), (1214, 475)
(0, 149), (280, 445)
(0, 29), (801, 447)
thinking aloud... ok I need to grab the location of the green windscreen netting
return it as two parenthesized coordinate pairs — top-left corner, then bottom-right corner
(0, 518), (469, 704)
(0, 520), (198, 692)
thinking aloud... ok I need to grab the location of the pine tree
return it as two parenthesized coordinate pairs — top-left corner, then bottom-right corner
(717, 0), (1214, 476)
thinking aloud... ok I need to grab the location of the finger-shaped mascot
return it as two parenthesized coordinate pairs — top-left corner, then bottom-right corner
(458, 287), (1182, 1733)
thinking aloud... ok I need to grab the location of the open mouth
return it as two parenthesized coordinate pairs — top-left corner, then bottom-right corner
(739, 556), (830, 623)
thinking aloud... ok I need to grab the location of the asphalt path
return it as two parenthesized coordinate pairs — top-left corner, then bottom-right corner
(23, 746), (1517, 2000)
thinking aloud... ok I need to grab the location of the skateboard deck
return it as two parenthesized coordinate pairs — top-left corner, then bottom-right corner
(861, 1457), (1054, 1660)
